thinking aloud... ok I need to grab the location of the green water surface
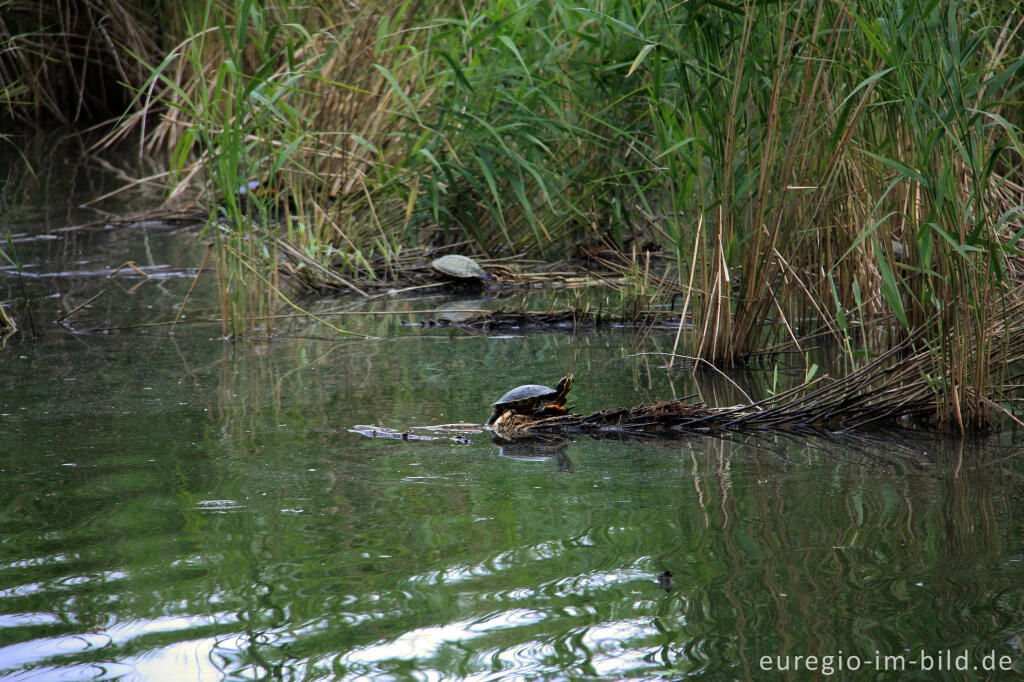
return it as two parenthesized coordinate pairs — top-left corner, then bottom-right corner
(1, 149), (1022, 681)
(2, 318), (1022, 681)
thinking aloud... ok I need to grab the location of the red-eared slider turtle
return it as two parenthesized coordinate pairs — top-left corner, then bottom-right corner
(431, 254), (490, 281)
(486, 373), (574, 427)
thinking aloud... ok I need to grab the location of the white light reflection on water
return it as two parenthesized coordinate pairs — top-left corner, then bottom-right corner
(123, 635), (232, 682)
(0, 615), (239, 681)
(581, 618), (663, 676)
(329, 612), (670, 680)
(343, 608), (546, 665)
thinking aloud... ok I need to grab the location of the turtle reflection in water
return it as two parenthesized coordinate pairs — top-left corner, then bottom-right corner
(486, 373), (575, 428)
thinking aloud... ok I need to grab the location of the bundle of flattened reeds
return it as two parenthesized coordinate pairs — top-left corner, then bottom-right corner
(422, 309), (681, 332)
(276, 241), (623, 295)
(500, 313), (1024, 437)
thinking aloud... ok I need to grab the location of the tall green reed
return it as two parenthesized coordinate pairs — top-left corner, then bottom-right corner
(139, 0), (318, 336)
(841, 0), (1024, 427)
(377, 0), (603, 254)
(582, 2), (1021, 369)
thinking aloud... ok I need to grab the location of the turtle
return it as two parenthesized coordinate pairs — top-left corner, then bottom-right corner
(431, 254), (490, 282)
(486, 373), (575, 427)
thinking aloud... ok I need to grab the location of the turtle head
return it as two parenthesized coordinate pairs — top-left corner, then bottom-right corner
(556, 373), (575, 397)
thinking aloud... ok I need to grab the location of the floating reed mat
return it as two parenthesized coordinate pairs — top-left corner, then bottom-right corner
(421, 308), (684, 331)
(508, 333), (1024, 436)
(352, 390), (934, 442)
(495, 393), (932, 439)
(353, 324), (1024, 440)
(276, 241), (626, 293)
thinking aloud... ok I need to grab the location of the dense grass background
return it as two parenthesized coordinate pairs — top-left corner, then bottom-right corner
(3, 0), (1023, 428)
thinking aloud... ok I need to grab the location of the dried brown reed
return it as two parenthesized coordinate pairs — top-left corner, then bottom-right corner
(0, 0), (161, 127)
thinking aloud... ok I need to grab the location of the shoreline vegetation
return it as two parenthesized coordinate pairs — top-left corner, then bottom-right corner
(2, 0), (1023, 431)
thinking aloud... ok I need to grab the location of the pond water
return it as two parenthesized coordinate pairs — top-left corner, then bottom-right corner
(1, 151), (1022, 680)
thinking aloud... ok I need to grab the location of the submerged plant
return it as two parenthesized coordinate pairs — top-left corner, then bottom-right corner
(1, 234), (33, 337)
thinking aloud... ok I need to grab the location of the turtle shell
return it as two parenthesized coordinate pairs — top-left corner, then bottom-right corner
(493, 383), (559, 411)
(431, 254), (489, 280)
(486, 373), (574, 426)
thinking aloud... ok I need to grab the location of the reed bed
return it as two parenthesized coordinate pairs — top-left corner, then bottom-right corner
(6, 0), (1024, 430)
